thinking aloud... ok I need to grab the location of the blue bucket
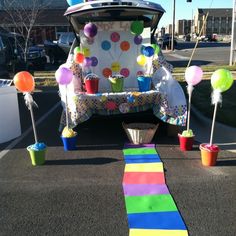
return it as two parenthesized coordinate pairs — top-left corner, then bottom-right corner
(137, 76), (152, 92)
(61, 135), (78, 151)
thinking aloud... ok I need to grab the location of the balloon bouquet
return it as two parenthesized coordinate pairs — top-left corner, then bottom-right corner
(55, 66), (78, 151)
(13, 71), (46, 166)
(199, 69), (234, 166)
(178, 65), (203, 151)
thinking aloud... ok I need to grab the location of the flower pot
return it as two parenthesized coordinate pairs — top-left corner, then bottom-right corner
(109, 76), (124, 92)
(178, 133), (194, 151)
(27, 146), (46, 166)
(199, 143), (219, 166)
(85, 79), (99, 94)
(61, 135), (78, 151)
(137, 76), (152, 92)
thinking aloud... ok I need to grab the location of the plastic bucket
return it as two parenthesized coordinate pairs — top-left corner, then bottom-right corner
(178, 134), (194, 151)
(199, 143), (219, 166)
(61, 135), (78, 151)
(85, 79), (99, 94)
(137, 76), (152, 92)
(110, 78), (124, 92)
(27, 147), (46, 166)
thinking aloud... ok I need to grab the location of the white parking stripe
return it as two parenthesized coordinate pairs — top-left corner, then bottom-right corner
(0, 102), (61, 160)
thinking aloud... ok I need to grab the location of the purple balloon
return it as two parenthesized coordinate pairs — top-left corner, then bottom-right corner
(134, 35), (142, 45)
(91, 56), (98, 67)
(83, 57), (92, 67)
(84, 23), (97, 38)
(55, 66), (73, 85)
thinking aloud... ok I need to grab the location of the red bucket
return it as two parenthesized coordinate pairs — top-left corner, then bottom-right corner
(178, 134), (194, 151)
(85, 79), (99, 94)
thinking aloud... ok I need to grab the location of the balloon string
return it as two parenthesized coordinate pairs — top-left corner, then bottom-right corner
(209, 103), (218, 146)
(187, 92), (192, 132)
(65, 85), (69, 128)
(109, 51), (115, 61)
(28, 99), (38, 143)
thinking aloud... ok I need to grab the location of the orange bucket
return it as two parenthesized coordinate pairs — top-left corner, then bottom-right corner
(199, 143), (219, 166)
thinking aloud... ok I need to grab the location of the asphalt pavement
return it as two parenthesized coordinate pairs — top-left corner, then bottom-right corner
(0, 90), (236, 236)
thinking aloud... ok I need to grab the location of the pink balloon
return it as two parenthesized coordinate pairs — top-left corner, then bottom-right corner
(185, 66), (203, 86)
(55, 66), (73, 85)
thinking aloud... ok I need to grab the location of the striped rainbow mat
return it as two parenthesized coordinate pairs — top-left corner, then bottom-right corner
(122, 144), (188, 236)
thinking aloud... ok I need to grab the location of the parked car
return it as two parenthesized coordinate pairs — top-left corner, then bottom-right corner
(157, 35), (177, 49)
(44, 39), (67, 65)
(0, 31), (47, 71)
(57, 32), (76, 55)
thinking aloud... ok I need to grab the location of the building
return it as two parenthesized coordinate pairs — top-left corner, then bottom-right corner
(177, 19), (192, 36)
(194, 8), (232, 36)
(0, 0), (70, 43)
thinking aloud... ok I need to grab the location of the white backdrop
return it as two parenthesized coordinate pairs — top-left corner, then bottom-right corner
(80, 21), (150, 92)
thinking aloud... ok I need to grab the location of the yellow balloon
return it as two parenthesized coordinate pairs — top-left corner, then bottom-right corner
(137, 55), (147, 66)
(111, 61), (121, 72)
(83, 47), (90, 57)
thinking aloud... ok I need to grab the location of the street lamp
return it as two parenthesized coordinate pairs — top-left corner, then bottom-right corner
(230, 0), (236, 65)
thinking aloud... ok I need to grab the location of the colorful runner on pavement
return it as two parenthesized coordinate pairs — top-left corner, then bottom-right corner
(122, 144), (188, 236)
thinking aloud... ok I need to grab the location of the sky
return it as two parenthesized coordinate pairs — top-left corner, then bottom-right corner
(152, 0), (234, 28)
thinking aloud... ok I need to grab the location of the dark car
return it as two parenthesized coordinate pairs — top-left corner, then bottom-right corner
(158, 35), (177, 49)
(0, 31), (47, 72)
(44, 39), (67, 65)
(57, 32), (76, 55)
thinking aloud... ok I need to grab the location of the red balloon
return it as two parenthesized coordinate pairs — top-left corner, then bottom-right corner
(13, 71), (35, 92)
(74, 53), (85, 64)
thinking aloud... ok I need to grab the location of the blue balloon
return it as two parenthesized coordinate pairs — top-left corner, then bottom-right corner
(101, 40), (111, 51)
(140, 45), (146, 55)
(66, 0), (83, 6)
(143, 46), (155, 57)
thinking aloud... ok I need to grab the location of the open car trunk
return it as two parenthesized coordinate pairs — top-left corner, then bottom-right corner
(64, 0), (165, 40)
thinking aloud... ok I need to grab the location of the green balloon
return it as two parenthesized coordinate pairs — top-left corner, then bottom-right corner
(73, 46), (81, 54)
(211, 69), (234, 92)
(151, 44), (160, 55)
(130, 21), (144, 35)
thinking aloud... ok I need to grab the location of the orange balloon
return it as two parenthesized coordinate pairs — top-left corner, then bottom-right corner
(13, 71), (35, 92)
(120, 41), (130, 51)
(102, 68), (112, 78)
(74, 52), (85, 64)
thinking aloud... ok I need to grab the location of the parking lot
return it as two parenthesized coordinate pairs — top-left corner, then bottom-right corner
(0, 91), (236, 235)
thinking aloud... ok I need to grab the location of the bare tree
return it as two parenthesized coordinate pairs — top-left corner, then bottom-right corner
(1, 0), (50, 64)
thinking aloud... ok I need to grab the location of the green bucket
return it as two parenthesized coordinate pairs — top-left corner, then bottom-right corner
(27, 147), (46, 166)
(109, 77), (124, 92)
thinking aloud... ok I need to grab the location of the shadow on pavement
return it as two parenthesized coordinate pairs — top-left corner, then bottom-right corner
(168, 60), (212, 67)
(45, 157), (120, 165)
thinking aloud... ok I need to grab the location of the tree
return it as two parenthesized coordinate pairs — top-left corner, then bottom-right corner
(0, 0), (50, 65)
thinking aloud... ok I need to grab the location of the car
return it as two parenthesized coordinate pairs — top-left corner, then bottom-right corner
(0, 31), (47, 72)
(44, 39), (67, 65)
(57, 32), (76, 55)
(157, 35), (177, 49)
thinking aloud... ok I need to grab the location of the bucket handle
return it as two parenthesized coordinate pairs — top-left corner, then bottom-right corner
(84, 73), (99, 80)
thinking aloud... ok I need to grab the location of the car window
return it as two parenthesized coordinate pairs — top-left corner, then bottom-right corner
(68, 33), (75, 44)
(59, 34), (68, 44)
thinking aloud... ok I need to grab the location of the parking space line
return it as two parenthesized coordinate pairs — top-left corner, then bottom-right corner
(0, 102), (61, 160)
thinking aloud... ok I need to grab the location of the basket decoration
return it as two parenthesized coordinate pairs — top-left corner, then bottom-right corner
(122, 122), (159, 144)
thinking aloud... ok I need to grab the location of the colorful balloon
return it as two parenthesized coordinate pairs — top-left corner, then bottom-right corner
(83, 47), (90, 57)
(73, 46), (81, 54)
(101, 40), (111, 51)
(185, 66), (203, 86)
(110, 32), (120, 42)
(83, 57), (92, 67)
(140, 45), (146, 55)
(74, 53), (85, 64)
(137, 55), (147, 66)
(66, 0), (83, 6)
(120, 41), (130, 51)
(151, 44), (160, 54)
(55, 66), (73, 85)
(84, 23), (97, 38)
(134, 35), (142, 45)
(13, 71), (35, 92)
(211, 69), (234, 92)
(130, 21), (144, 35)
(143, 46), (154, 57)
